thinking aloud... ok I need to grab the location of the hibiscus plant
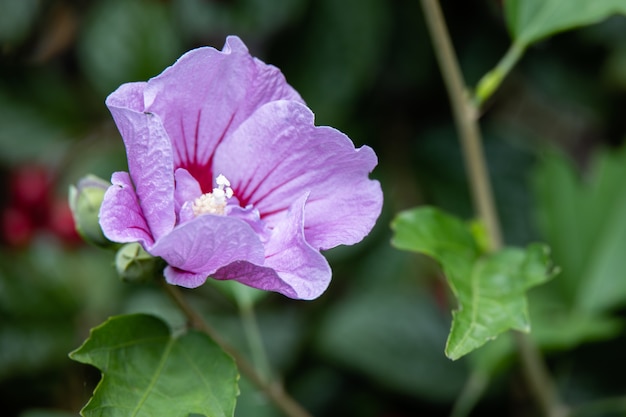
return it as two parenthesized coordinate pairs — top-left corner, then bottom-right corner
(2, 0), (626, 416)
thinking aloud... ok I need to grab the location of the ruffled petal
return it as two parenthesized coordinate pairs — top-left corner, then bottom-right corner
(150, 214), (265, 288)
(213, 261), (298, 299)
(99, 172), (154, 248)
(163, 267), (213, 289)
(214, 193), (331, 300)
(141, 36), (303, 190)
(174, 168), (202, 213)
(106, 84), (176, 241)
(213, 100), (383, 250)
(226, 205), (270, 242)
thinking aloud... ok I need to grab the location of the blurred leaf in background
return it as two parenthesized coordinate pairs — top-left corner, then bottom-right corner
(78, 0), (183, 98)
(315, 241), (469, 413)
(0, 0), (42, 46)
(530, 146), (626, 348)
(173, 0), (307, 41)
(279, 0), (392, 127)
(506, 0), (626, 47)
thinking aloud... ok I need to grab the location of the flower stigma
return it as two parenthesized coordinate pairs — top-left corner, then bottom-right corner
(192, 174), (234, 216)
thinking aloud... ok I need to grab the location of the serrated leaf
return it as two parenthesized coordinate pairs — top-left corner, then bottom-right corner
(69, 314), (238, 417)
(505, 0), (626, 47)
(391, 207), (553, 360)
(445, 244), (553, 360)
(391, 206), (479, 284)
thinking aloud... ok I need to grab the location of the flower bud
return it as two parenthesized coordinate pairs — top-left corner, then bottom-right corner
(69, 175), (110, 247)
(115, 242), (163, 283)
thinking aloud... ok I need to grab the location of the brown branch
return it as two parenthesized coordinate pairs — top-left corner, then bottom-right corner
(161, 282), (313, 417)
(419, 1), (568, 416)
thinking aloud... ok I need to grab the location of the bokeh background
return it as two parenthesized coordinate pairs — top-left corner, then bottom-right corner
(1, 0), (626, 416)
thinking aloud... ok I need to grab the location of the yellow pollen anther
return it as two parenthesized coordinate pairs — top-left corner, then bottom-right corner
(191, 174), (233, 216)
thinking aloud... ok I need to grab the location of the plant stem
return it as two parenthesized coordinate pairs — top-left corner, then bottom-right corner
(239, 301), (273, 384)
(161, 282), (313, 417)
(474, 42), (526, 107)
(449, 370), (489, 417)
(513, 332), (569, 417)
(419, 0), (501, 251)
(419, 1), (567, 416)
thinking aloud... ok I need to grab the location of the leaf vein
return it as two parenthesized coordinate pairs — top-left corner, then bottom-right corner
(131, 338), (175, 417)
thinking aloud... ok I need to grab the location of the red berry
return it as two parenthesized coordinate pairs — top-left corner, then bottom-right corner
(9, 165), (52, 226)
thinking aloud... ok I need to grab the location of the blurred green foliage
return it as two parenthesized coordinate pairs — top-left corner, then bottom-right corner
(0, 0), (625, 416)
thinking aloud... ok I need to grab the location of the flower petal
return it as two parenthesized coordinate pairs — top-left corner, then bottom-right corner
(141, 36), (303, 190)
(163, 267), (212, 289)
(137, 36), (302, 192)
(214, 193), (331, 300)
(99, 172), (154, 247)
(174, 168), (202, 213)
(213, 261), (299, 299)
(106, 83), (176, 241)
(214, 100), (383, 250)
(150, 214), (265, 288)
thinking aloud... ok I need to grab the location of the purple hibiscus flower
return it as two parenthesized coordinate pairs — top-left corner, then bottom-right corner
(99, 36), (382, 300)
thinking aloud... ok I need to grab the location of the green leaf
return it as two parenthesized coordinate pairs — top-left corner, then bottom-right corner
(505, 0), (626, 47)
(475, 0), (626, 105)
(233, 376), (281, 417)
(391, 207), (554, 360)
(533, 147), (626, 315)
(445, 244), (553, 360)
(70, 314), (238, 417)
(391, 206), (479, 279)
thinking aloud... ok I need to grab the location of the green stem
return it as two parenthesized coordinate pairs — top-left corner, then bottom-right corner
(513, 332), (569, 417)
(419, 0), (501, 251)
(239, 302), (273, 384)
(419, 1), (566, 416)
(162, 282), (313, 417)
(449, 370), (489, 417)
(474, 42), (526, 107)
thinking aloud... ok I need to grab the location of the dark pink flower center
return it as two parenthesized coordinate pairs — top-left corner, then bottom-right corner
(181, 161), (214, 194)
